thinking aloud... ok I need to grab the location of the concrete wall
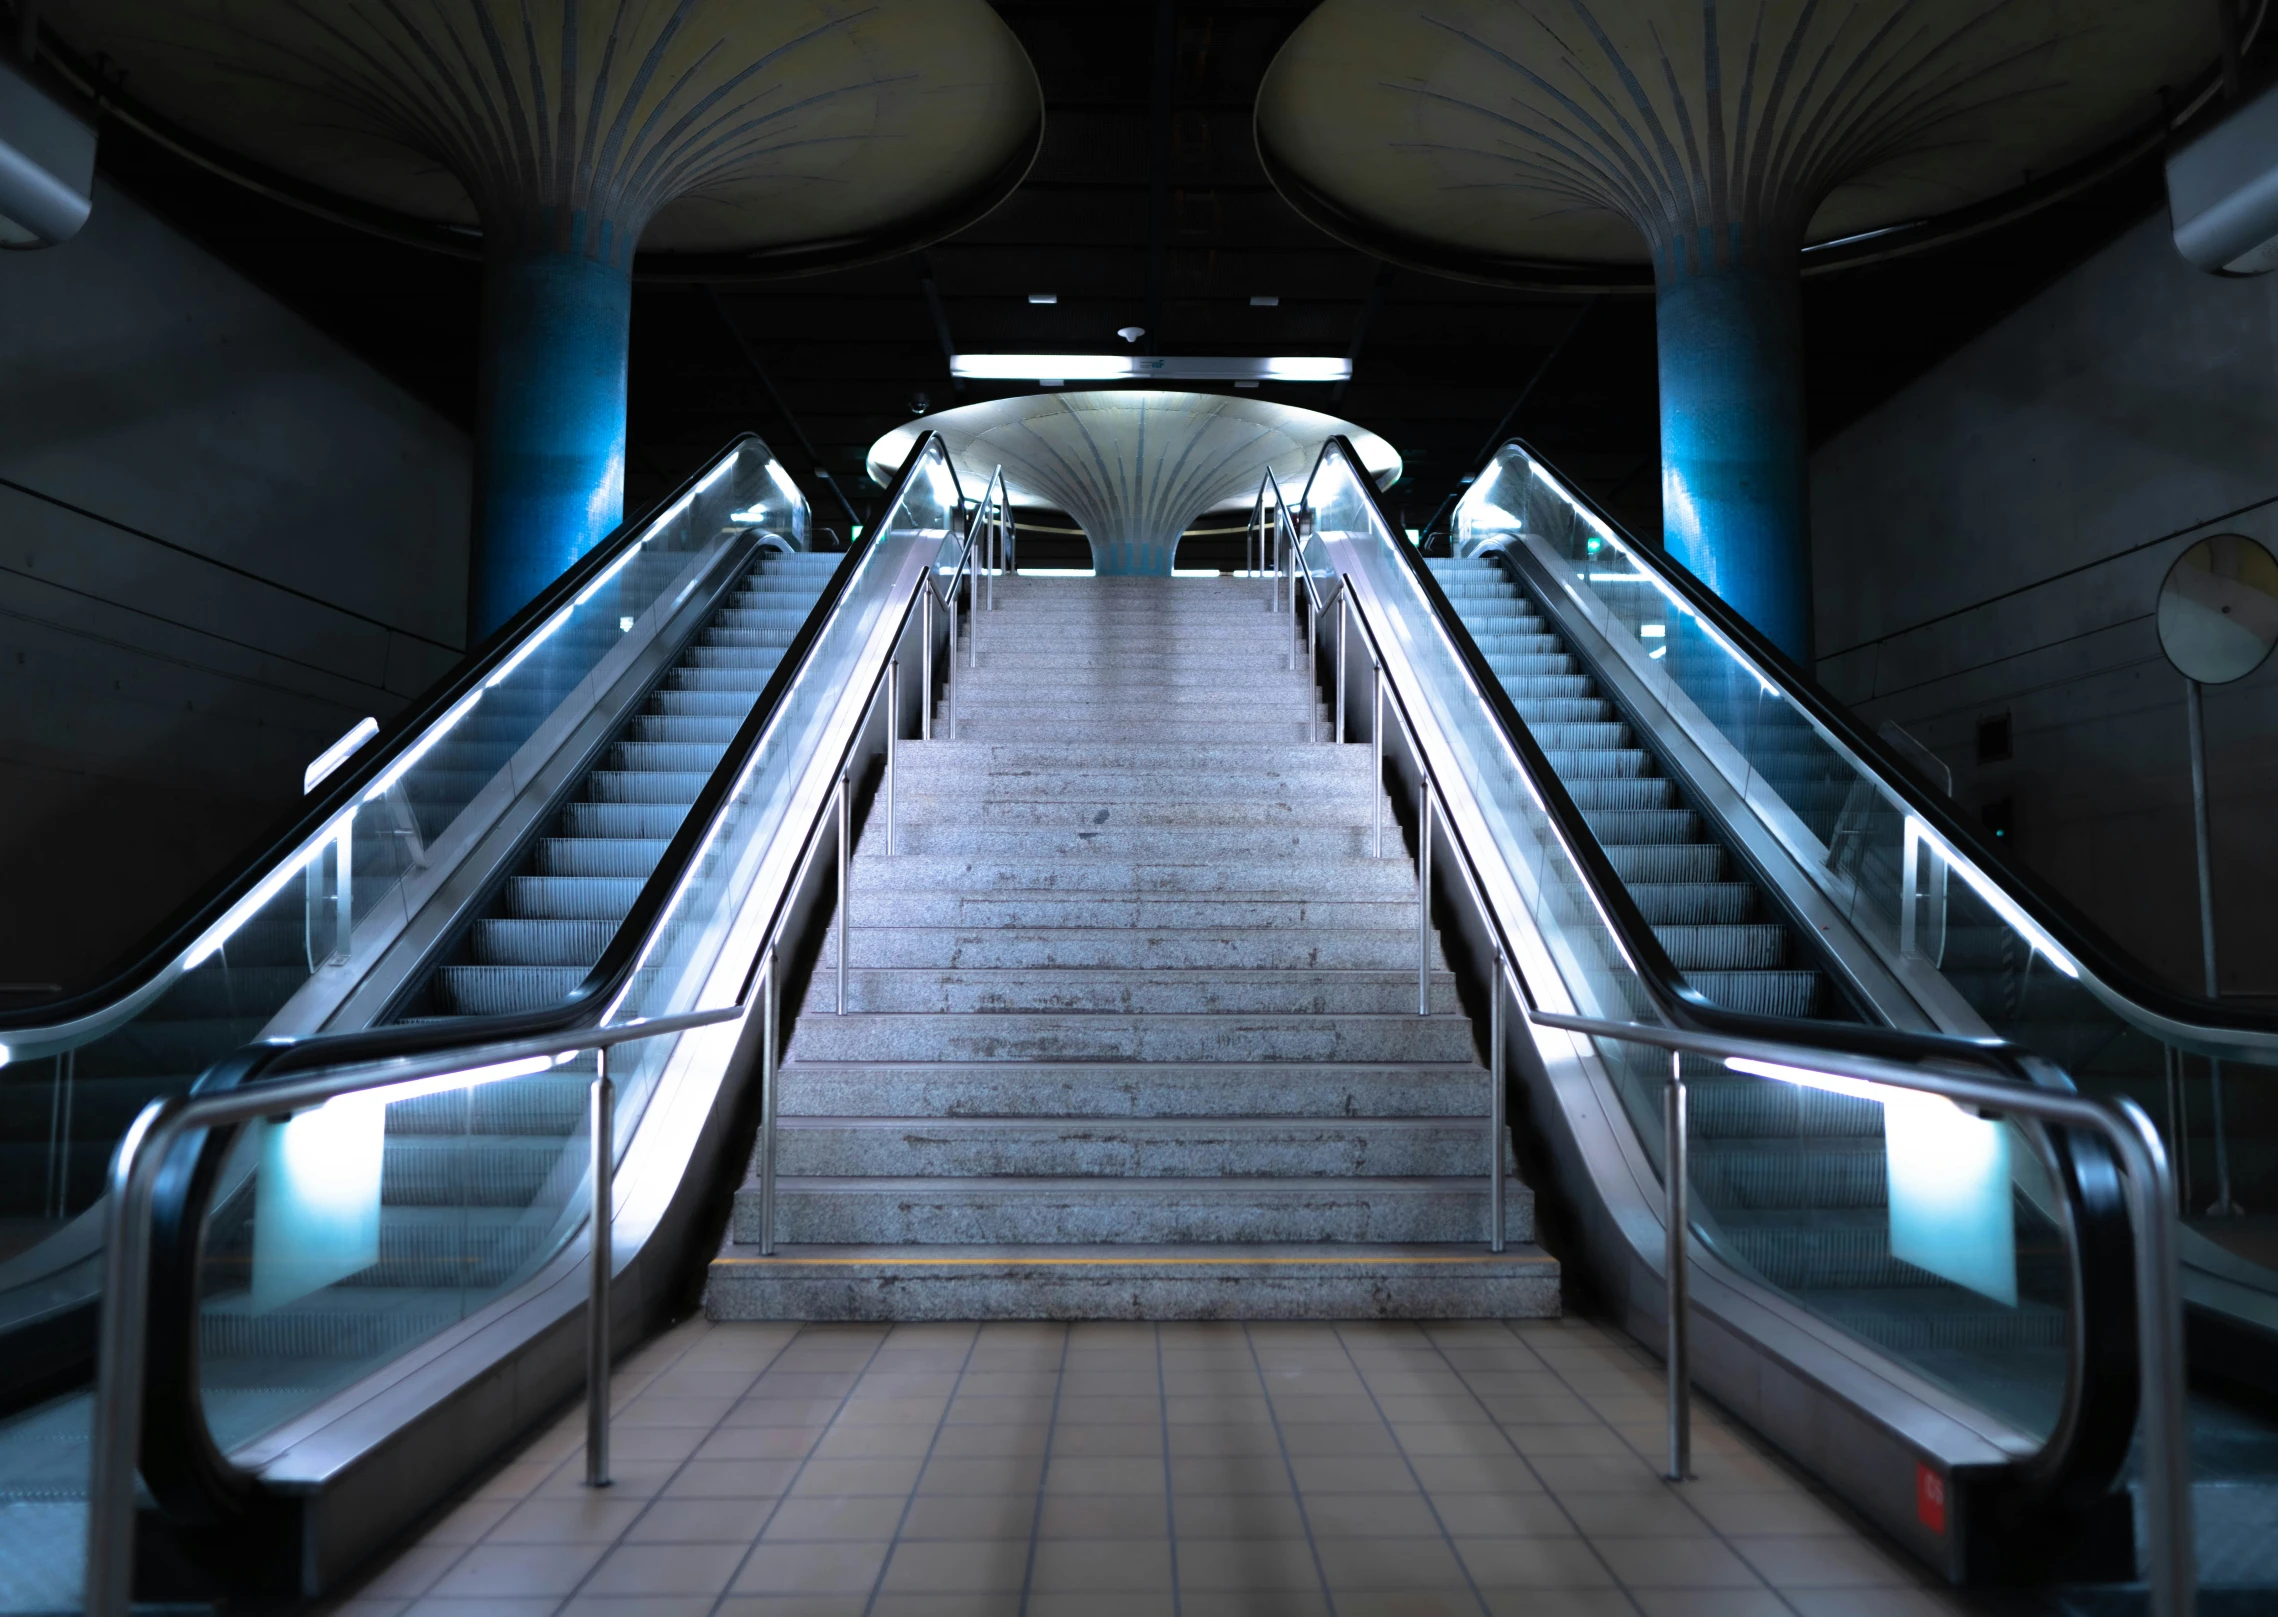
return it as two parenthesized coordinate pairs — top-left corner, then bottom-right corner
(0, 178), (470, 993)
(1811, 208), (2278, 999)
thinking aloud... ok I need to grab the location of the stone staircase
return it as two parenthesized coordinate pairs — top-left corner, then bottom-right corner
(706, 573), (1559, 1319)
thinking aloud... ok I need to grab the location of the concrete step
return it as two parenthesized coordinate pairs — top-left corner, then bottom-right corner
(734, 1175), (1534, 1245)
(777, 1060), (1494, 1118)
(894, 740), (1368, 777)
(817, 925), (1439, 971)
(847, 853), (1418, 897)
(880, 796), (1377, 831)
(772, 1116), (1516, 1178)
(878, 824), (1372, 860)
(797, 967), (1463, 1016)
(706, 1243), (1561, 1321)
(844, 892), (1418, 930)
(783, 1011), (1483, 1064)
(943, 714), (1321, 743)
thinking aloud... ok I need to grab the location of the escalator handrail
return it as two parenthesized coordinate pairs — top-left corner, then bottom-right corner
(0, 432), (800, 1055)
(126, 434), (952, 1535)
(1470, 433), (2278, 1059)
(1298, 434), (2141, 1512)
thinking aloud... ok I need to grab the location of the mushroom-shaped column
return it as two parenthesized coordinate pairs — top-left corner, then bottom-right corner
(868, 392), (1400, 575)
(1257, 1), (2221, 659)
(61, 2), (1041, 638)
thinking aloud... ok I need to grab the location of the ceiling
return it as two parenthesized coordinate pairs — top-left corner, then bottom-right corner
(91, 0), (2192, 566)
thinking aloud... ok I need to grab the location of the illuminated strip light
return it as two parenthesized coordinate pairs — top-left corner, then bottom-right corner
(487, 604), (575, 686)
(765, 457), (803, 506)
(365, 687), (483, 800)
(1906, 815), (2079, 978)
(352, 1054), (555, 1109)
(1526, 459), (1779, 697)
(574, 539), (648, 606)
(183, 835), (333, 968)
(695, 456), (735, 494)
(949, 353), (1351, 382)
(304, 716), (380, 794)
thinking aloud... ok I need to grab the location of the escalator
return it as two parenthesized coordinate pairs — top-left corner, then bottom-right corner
(0, 431), (900, 1608)
(1309, 434), (2278, 1600)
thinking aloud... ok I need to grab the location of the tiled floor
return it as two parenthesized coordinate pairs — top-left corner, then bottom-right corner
(333, 1314), (1971, 1617)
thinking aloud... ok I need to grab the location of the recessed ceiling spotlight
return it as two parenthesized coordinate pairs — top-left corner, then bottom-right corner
(1028, 293), (1058, 304)
(1116, 326), (1145, 344)
(1250, 295), (1280, 307)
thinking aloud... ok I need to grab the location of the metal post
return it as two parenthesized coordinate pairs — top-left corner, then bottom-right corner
(1336, 594), (1348, 745)
(948, 586), (960, 740)
(1288, 525), (1300, 670)
(586, 1050), (613, 1488)
(1373, 663), (1385, 859)
(2187, 679), (2239, 1216)
(1417, 777), (1433, 1016)
(85, 1105), (166, 1617)
(921, 586), (935, 742)
(969, 561), (980, 670)
(758, 946), (780, 1257)
(334, 813), (355, 963)
(986, 496), (996, 612)
(1489, 953), (1506, 1254)
(836, 768), (851, 1014)
(1665, 1048), (1691, 1481)
(2116, 1105), (2194, 1617)
(886, 659), (899, 857)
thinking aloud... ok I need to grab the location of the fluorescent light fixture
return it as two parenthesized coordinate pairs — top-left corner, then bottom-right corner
(1459, 475), (1476, 485)
(1019, 567), (1096, 577)
(0, 1045), (10, 1069)
(574, 539), (647, 607)
(1650, 647), (1667, 660)
(1406, 529), (1422, 544)
(184, 837), (331, 968)
(1028, 292), (1057, 304)
(1589, 573), (1649, 583)
(695, 458), (734, 494)
(949, 353), (1352, 383)
(305, 716), (380, 794)
(1250, 295), (1280, 306)
(619, 616), (635, 633)
(1640, 623), (1666, 638)
(766, 458), (803, 506)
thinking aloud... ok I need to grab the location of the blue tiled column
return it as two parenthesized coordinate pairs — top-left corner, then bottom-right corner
(469, 241), (632, 641)
(1654, 251), (1812, 662)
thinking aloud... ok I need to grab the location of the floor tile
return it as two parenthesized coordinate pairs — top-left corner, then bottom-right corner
(931, 1422), (1051, 1458)
(1297, 1490), (1446, 1538)
(789, 1456), (928, 1497)
(484, 1496), (649, 1544)
(1027, 1537), (1175, 1591)
(420, 1497), (516, 1545)
(811, 1423), (942, 1460)
(760, 1494), (910, 1541)
(1313, 1535), (1472, 1590)
(1631, 1592), (1793, 1617)
(1290, 1454), (1420, 1494)
(1025, 1593), (1176, 1617)
(1170, 1491), (1308, 1538)
(424, 1543), (609, 1598)
(1429, 1492), (1577, 1537)
(1042, 1454), (1166, 1493)
(1279, 1422), (1402, 1457)
(1558, 1491), (1714, 1537)
(624, 1496), (781, 1543)
(876, 1537), (1033, 1593)
(1048, 1423), (1163, 1457)
(402, 1598), (564, 1617)
(1593, 1534), (1764, 1589)
(359, 1544), (467, 1599)
(1170, 1453), (1293, 1494)
(1328, 1594), (1481, 1617)
(1175, 1536), (1323, 1590)
(1734, 1533), (1922, 1587)
(1685, 1489), (1852, 1536)
(614, 1397), (736, 1428)
(1780, 1589), (1966, 1616)
(1036, 1492), (1170, 1538)
(900, 1492), (1040, 1541)
(660, 1459), (798, 1499)
(918, 1454), (1047, 1494)
(578, 1542), (750, 1597)
(1407, 1453), (1543, 1493)
(1475, 1590), (1639, 1616)
(558, 1598), (722, 1617)
(728, 1539), (891, 1595)
(1455, 1536), (1616, 1588)
(692, 1426), (818, 1462)
(1178, 1592), (1329, 1617)
(716, 1598), (867, 1617)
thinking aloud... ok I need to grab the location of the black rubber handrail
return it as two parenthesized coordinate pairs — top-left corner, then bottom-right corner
(130, 433), (942, 1551)
(1315, 435), (2139, 1531)
(0, 432), (784, 1044)
(1477, 433), (2278, 1053)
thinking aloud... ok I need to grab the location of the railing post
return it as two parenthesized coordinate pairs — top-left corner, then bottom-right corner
(1373, 662), (1385, 859)
(759, 945), (779, 1257)
(334, 812), (355, 963)
(1665, 1047), (1691, 1482)
(948, 585), (960, 740)
(1336, 593), (1348, 745)
(886, 659), (899, 858)
(836, 769), (851, 1014)
(85, 1102), (168, 1617)
(586, 1048), (613, 1489)
(2111, 1103), (2193, 1617)
(921, 586), (935, 742)
(1417, 776), (1433, 1016)
(1489, 952), (1506, 1253)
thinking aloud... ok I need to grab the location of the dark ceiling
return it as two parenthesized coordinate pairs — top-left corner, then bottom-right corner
(95, 0), (2178, 562)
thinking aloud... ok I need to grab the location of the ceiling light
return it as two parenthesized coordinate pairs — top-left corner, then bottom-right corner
(1117, 326), (1145, 344)
(1250, 295), (1280, 307)
(1028, 293), (1057, 304)
(951, 354), (1351, 382)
